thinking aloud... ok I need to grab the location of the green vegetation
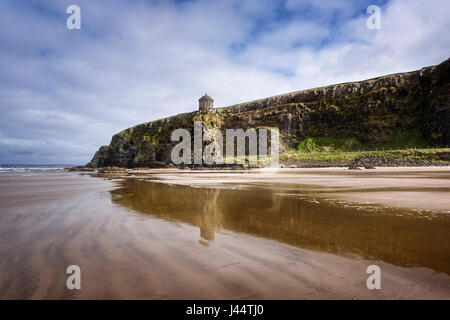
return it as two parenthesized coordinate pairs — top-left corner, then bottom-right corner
(284, 131), (447, 163)
(382, 129), (428, 149)
(296, 136), (364, 153)
(281, 148), (450, 163)
(295, 129), (430, 153)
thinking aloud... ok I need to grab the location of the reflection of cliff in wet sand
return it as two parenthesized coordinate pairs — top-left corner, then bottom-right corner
(137, 166), (450, 211)
(111, 177), (450, 275)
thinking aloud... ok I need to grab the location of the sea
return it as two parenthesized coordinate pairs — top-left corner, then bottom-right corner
(0, 164), (74, 176)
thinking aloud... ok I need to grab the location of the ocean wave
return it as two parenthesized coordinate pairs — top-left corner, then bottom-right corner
(0, 165), (70, 175)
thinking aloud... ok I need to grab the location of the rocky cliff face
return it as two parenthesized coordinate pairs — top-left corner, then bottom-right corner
(88, 58), (449, 168)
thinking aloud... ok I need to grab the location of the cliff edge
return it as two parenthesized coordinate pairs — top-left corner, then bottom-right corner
(87, 58), (449, 168)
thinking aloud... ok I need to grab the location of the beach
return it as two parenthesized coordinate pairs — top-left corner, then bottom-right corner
(0, 168), (449, 299)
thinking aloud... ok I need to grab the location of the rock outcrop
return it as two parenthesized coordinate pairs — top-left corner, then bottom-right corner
(87, 58), (450, 168)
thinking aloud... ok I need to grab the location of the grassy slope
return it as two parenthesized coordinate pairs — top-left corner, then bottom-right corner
(280, 134), (450, 163)
(281, 148), (450, 163)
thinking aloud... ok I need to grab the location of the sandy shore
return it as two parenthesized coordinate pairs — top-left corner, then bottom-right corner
(124, 167), (450, 212)
(0, 171), (449, 299)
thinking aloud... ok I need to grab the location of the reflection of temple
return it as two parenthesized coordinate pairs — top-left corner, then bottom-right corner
(196, 189), (221, 245)
(196, 188), (282, 245)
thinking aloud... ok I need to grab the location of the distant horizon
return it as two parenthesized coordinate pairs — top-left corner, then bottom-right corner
(0, 163), (80, 167)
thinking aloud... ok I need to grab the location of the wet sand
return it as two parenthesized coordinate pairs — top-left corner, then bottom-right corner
(140, 167), (450, 212)
(0, 170), (449, 299)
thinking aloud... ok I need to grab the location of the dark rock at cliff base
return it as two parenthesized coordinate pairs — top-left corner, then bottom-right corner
(347, 154), (448, 168)
(98, 166), (128, 173)
(68, 166), (95, 172)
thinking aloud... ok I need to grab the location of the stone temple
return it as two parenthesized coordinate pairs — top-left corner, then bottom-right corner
(199, 93), (214, 112)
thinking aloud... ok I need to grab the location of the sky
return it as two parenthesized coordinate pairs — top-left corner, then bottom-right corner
(0, 0), (449, 165)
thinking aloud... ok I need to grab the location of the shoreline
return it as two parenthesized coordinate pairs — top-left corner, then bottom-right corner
(70, 164), (450, 174)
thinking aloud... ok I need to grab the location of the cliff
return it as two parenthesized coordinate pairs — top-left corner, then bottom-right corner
(88, 58), (449, 168)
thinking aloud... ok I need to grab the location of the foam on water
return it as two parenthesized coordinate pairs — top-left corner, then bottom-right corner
(0, 165), (72, 176)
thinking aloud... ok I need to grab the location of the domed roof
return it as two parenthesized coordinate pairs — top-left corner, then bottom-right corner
(199, 93), (214, 101)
